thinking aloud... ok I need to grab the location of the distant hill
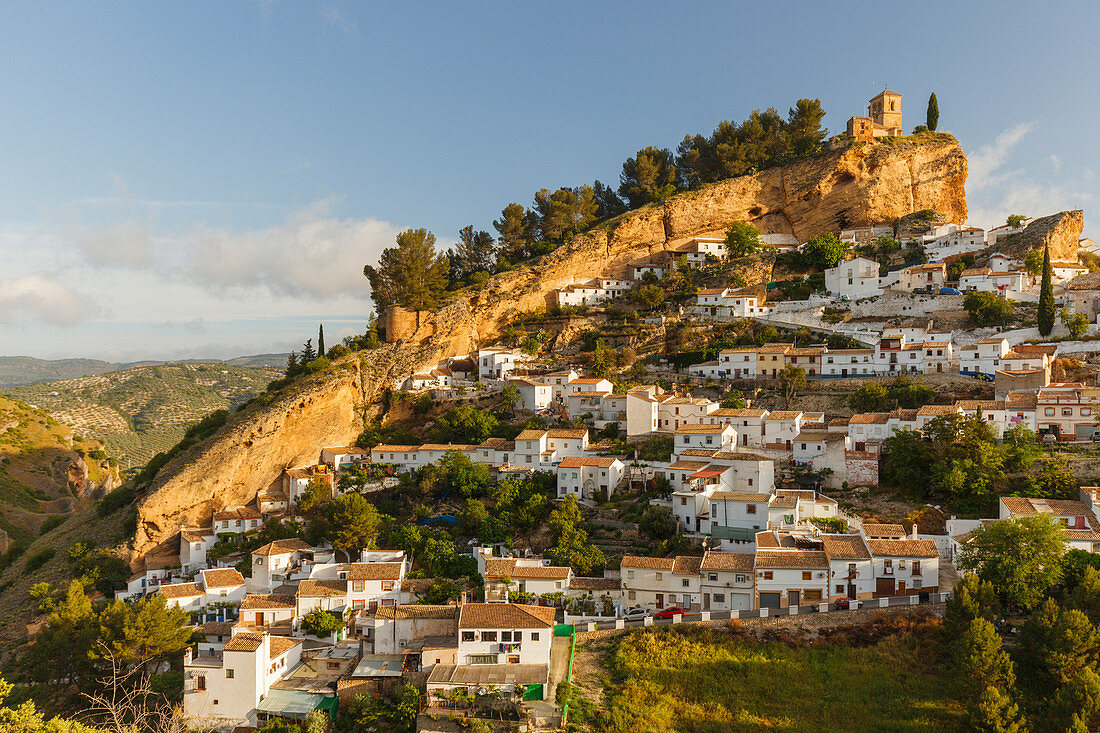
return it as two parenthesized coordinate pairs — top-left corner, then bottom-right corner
(0, 357), (119, 387)
(0, 353), (288, 387)
(0, 395), (120, 544)
(4, 362), (282, 469)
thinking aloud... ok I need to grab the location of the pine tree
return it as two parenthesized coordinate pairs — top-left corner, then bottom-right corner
(1038, 244), (1055, 336)
(285, 350), (298, 376)
(317, 324), (325, 357)
(301, 338), (316, 363)
(967, 687), (1028, 733)
(927, 93), (939, 132)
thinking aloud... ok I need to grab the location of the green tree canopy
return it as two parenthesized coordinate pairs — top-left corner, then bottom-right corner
(964, 291), (1014, 327)
(326, 492), (382, 554)
(724, 222), (761, 259)
(532, 186), (597, 243)
(801, 233), (846, 268)
(493, 203), (536, 262)
(958, 515), (1065, 610)
(955, 617), (1016, 696)
(619, 147), (678, 208)
(1038, 244), (1055, 336)
(451, 225), (497, 281)
(926, 92), (939, 132)
(364, 228), (450, 311)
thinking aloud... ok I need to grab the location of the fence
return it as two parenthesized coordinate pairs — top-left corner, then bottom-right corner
(567, 591), (952, 635)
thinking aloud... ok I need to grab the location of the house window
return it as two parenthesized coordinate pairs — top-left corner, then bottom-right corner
(196, 675), (206, 691)
(327, 661), (341, 670)
(1045, 408), (1055, 416)
(628, 590), (636, 600)
(708, 573), (718, 582)
(627, 570), (634, 579)
(382, 581), (394, 591)
(531, 632), (540, 641)
(1063, 408), (1072, 417)
(352, 600), (364, 610)
(508, 655), (520, 664)
(912, 561), (922, 576)
(655, 572), (663, 581)
(483, 631), (497, 642)
(501, 632), (512, 642)
(470, 654), (497, 665)
(747, 504), (756, 514)
(763, 571), (773, 580)
(352, 581), (365, 593)
(836, 584), (844, 593)
(682, 579), (690, 588)
(802, 571), (811, 581)
(461, 631), (475, 642)
(884, 560), (893, 574)
(735, 574), (746, 583)
(225, 669), (234, 679)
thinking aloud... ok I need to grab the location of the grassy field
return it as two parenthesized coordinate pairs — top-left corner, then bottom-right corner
(5, 362), (281, 469)
(592, 625), (964, 733)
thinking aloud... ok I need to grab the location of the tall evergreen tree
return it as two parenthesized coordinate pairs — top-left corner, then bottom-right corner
(363, 228), (450, 311)
(301, 338), (316, 363)
(451, 225), (496, 280)
(619, 147), (678, 208)
(1038, 244), (1055, 336)
(927, 93), (939, 132)
(317, 324), (325, 357)
(493, 203), (535, 262)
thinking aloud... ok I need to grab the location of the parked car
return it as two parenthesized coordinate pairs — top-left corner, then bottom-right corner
(621, 607), (650, 620)
(912, 287), (931, 295)
(939, 286), (962, 295)
(833, 598), (851, 610)
(970, 372), (993, 382)
(1041, 432), (1057, 444)
(654, 606), (685, 620)
(1091, 431), (1100, 442)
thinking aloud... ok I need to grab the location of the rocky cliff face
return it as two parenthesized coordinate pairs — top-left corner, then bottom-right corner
(994, 210), (1085, 262)
(132, 133), (969, 559)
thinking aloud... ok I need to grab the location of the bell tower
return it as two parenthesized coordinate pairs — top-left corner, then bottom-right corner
(868, 90), (903, 135)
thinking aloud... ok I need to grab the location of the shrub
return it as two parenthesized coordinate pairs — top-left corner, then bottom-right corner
(302, 610), (343, 638)
(39, 515), (66, 536)
(22, 548), (56, 575)
(97, 485), (136, 516)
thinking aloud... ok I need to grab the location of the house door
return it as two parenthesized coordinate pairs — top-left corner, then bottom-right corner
(898, 581), (906, 594)
(255, 612), (264, 626)
(936, 363), (942, 373)
(842, 368), (848, 377)
(876, 578), (895, 596)
(369, 600), (378, 612)
(759, 592), (781, 609)
(847, 584), (856, 600)
(787, 590), (800, 608)
(703, 593), (711, 611)
(656, 593), (664, 609)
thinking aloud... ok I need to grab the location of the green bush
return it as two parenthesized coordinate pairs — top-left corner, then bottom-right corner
(22, 548), (56, 575)
(97, 485), (136, 516)
(964, 291), (1014, 327)
(39, 515), (66, 536)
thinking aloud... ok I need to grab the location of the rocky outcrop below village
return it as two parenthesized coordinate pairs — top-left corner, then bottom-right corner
(132, 133), (969, 559)
(990, 210), (1085, 262)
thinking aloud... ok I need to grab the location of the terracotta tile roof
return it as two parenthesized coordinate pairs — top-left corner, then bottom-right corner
(867, 539), (940, 558)
(710, 451), (770, 461)
(849, 413), (890, 424)
(620, 555), (675, 571)
(213, 506), (262, 522)
(514, 429), (547, 440)
(269, 636), (302, 659)
(297, 579), (346, 598)
(343, 562), (404, 581)
(665, 460), (711, 471)
(755, 550), (830, 569)
(201, 568), (246, 589)
(675, 424), (731, 434)
(569, 378), (608, 385)
(672, 556), (703, 575)
(458, 603), (556, 629)
(375, 604), (458, 620)
(569, 577), (620, 591)
(717, 409), (769, 418)
(862, 523), (906, 538)
(160, 582), (204, 599)
(821, 534), (871, 561)
(372, 444), (421, 452)
(199, 621), (233, 637)
(710, 491), (770, 502)
(240, 594), (296, 610)
(679, 448), (719, 457)
(766, 411), (803, 420)
(917, 405), (958, 416)
(1005, 392), (1038, 409)
(699, 551), (754, 572)
(223, 633), (263, 652)
(756, 531), (779, 548)
(511, 565), (571, 580)
(181, 529), (214, 543)
(253, 539), (312, 556)
(557, 457), (618, 468)
(483, 558), (518, 578)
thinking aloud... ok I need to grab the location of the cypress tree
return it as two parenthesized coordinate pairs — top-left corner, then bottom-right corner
(926, 93), (939, 132)
(1038, 244), (1055, 336)
(317, 324), (325, 357)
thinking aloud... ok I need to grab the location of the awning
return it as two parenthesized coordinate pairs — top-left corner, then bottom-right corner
(688, 468), (726, 479)
(256, 688), (330, 720)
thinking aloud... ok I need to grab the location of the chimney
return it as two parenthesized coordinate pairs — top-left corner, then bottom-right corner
(911, 524), (918, 540)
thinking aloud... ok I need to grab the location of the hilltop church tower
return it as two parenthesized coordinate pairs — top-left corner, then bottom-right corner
(868, 89), (903, 135)
(846, 89), (903, 142)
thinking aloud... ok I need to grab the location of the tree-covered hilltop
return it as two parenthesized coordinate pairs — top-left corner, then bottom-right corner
(363, 99), (830, 312)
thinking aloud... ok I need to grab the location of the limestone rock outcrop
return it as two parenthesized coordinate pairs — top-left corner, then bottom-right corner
(133, 133), (969, 558)
(994, 210), (1084, 262)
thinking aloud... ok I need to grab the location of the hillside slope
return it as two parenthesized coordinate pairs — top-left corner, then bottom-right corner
(0, 357), (118, 387)
(0, 396), (119, 544)
(5, 362), (281, 469)
(133, 133), (968, 558)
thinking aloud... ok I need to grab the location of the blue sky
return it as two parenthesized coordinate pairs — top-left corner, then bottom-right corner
(0, 1), (1095, 360)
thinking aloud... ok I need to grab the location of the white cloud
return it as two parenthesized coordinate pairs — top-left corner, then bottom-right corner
(76, 221), (155, 267)
(179, 199), (398, 297)
(967, 122), (1035, 191)
(320, 5), (358, 36)
(1049, 155), (1062, 173)
(0, 272), (102, 326)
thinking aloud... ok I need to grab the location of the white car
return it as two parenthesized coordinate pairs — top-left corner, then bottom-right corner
(621, 607), (650, 620)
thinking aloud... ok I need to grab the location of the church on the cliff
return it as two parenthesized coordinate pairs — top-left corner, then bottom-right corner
(846, 89), (904, 141)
